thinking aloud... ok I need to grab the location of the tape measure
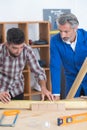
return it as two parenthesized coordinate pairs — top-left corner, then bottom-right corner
(57, 112), (87, 126)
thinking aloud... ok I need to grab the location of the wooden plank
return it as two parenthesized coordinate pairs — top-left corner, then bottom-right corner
(0, 100), (30, 109)
(0, 99), (87, 110)
(31, 102), (65, 111)
(66, 58), (87, 99)
(0, 109), (87, 130)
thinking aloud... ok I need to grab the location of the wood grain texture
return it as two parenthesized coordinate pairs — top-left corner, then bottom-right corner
(0, 98), (87, 110)
(0, 108), (87, 130)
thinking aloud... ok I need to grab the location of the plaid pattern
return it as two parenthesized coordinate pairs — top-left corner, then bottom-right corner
(0, 43), (46, 97)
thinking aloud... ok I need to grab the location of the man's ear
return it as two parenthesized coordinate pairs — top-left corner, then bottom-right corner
(74, 26), (78, 32)
(5, 42), (9, 48)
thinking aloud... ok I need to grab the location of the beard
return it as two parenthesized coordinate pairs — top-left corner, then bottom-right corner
(9, 51), (20, 57)
(62, 37), (71, 42)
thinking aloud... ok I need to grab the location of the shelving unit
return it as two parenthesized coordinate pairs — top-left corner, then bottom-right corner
(0, 21), (51, 100)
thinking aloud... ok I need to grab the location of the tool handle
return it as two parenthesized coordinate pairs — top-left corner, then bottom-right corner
(3, 110), (20, 116)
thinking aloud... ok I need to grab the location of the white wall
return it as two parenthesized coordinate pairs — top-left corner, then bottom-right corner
(0, 0), (87, 29)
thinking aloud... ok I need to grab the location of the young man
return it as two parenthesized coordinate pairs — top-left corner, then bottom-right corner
(0, 27), (53, 103)
(50, 13), (87, 100)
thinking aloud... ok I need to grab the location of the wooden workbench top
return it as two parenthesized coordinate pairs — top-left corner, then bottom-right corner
(0, 109), (87, 130)
(0, 99), (87, 129)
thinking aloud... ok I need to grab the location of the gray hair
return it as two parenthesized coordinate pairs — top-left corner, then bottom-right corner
(57, 13), (79, 28)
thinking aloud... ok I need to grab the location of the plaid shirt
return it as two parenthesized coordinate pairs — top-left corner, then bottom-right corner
(0, 43), (46, 97)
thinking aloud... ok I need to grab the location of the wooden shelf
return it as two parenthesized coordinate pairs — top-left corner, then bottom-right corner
(31, 44), (49, 48)
(50, 30), (59, 34)
(31, 89), (41, 95)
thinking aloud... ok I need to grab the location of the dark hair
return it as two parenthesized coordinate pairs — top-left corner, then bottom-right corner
(7, 27), (25, 44)
(57, 13), (79, 28)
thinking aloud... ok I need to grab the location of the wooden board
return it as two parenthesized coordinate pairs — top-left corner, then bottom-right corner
(0, 98), (87, 110)
(0, 109), (87, 130)
(31, 102), (65, 111)
(0, 99), (87, 129)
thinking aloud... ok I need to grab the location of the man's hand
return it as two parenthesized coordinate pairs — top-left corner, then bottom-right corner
(0, 92), (11, 103)
(41, 87), (54, 101)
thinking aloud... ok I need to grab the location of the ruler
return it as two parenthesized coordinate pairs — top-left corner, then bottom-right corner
(57, 112), (87, 126)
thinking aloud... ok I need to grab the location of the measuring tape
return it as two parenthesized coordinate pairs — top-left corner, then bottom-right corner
(57, 112), (87, 126)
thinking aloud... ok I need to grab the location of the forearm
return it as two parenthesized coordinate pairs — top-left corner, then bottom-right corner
(38, 79), (47, 88)
(38, 79), (54, 101)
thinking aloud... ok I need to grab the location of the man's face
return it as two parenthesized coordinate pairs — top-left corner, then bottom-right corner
(58, 23), (77, 42)
(6, 43), (25, 57)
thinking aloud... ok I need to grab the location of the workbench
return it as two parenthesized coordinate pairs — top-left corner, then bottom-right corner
(0, 99), (87, 130)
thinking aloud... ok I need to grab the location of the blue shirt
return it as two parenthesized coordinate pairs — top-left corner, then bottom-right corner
(50, 29), (87, 97)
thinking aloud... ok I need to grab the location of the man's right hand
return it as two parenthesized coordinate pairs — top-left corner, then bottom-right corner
(0, 92), (11, 103)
